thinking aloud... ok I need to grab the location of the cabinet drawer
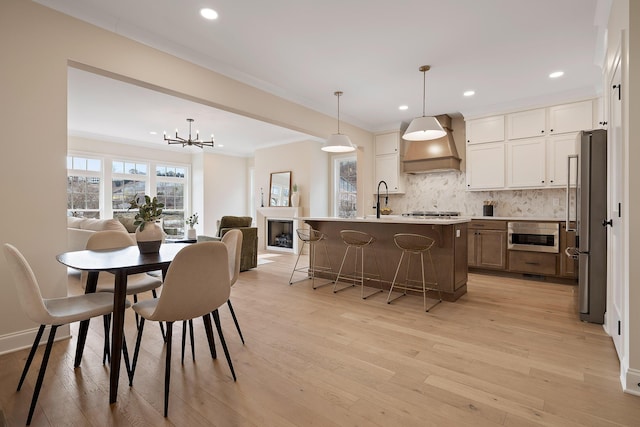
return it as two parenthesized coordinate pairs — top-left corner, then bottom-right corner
(508, 251), (557, 275)
(469, 220), (507, 230)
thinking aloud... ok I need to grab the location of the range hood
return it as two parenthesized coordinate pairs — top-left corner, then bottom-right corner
(402, 114), (461, 174)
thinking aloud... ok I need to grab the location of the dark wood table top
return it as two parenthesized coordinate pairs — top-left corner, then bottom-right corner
(57, 243), (190, 272)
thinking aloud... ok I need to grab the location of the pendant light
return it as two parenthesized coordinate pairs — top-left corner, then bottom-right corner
(403, 65), (446, 141)
(322, 91), (355, 152)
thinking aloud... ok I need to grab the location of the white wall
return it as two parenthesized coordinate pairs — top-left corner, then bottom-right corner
(0, 0), (371, 354)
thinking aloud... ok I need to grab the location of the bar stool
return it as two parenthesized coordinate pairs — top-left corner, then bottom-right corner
(289, 228), (333, 289)
(333, 230), (383, 299)
(387, 233), (442, 312)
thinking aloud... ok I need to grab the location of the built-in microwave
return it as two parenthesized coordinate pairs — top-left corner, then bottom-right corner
(508, 222), (559, 253)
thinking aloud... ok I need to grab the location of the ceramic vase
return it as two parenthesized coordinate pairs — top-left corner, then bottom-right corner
(187, 227), (197, 239)
(135, 221), (164, 253)
(291, 192), (300, 207)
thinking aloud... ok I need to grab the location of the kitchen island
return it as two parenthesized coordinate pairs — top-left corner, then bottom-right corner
(300, 216), (470, 301)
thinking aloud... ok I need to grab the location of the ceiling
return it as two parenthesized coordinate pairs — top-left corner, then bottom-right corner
(38, 0), (609, 156)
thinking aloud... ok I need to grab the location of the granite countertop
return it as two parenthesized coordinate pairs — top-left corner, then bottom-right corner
(299, 216), (470, 225)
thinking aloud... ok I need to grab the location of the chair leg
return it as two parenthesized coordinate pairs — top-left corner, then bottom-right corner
(103, 314), (111, 365)
(189, 319), (195, 362)
(202, 314), (217, 359)
(181, 320), (195, 364)
(17, 324), (45, 391)
(26, 324), (59, 426)
(133, 294), (140, 329)
(130, 317), (146, 386)
(212, 309), (236, 381)
(164, 322), (173, 417)
(152, 289), (166, 341)
(181, 321), (187, 364)
(333, 246), (355, 293)
(122, 334), (132, 380)
(227, 299), (245, 344)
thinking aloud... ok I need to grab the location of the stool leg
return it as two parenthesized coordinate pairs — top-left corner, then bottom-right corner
(310, 240), (332, 289)
(361, 246), (383, 299)
(425, 249), (443, 312)
(387, 251), (407, 304)
(288, 241), (307, 285)
(333, 246), (355, 293)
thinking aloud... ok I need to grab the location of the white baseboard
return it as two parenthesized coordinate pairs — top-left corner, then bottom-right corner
(0, 325), (71, 356)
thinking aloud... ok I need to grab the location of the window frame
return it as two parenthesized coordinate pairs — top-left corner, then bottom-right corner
(332, 154), (358, 218)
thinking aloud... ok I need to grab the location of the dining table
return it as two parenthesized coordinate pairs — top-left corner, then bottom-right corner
(56, 242), (190, 404)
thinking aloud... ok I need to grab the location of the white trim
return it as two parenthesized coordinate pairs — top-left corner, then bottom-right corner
(0, 325), (71, 356)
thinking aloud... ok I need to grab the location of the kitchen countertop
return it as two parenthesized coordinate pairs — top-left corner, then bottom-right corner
(468, 216), (566, 222)
(298, 216), (470, 225)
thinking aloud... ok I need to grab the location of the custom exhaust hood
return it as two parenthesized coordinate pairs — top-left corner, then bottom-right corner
(402, 114), (461, 174)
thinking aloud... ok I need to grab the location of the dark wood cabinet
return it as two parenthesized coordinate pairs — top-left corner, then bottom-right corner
(468, 220), (507, 270)
(508, 251), (557, 275)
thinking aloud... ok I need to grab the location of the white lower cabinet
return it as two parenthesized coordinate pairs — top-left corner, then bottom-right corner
(466, 142), (505, 190)
(506, 138), (546, 188)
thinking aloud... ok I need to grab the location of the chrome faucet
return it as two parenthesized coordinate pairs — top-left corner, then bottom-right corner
(376, 180), (388, 219)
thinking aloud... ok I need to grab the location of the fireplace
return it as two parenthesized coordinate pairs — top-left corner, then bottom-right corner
(267, 219), (294, 252)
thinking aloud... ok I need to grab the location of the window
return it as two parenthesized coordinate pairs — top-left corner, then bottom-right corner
(112, 160), (148, 221)
(67, 153), (191, 237)
(333, 156), (357, 218)
(156, 165), (187, 237)
(67, 156), (102, 218)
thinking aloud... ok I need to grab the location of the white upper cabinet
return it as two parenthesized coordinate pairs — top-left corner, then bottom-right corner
(466, 115), (505, 144)
(506, 138), (546, 188)
(507, 108), (546, 140)
(546, 133), (579, 186)
(375, 132), (399, 155)
(549, 100), (593, 134)
(374, 131), (404, 193)
(466, 142), (505, 190)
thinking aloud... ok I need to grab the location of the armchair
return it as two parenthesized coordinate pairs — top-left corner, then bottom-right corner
(199, 216), (257, 271)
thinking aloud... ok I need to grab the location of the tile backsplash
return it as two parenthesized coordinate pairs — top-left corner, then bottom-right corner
(382, 171), (572, 218)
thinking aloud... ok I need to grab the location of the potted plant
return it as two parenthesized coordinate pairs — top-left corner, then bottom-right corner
(291, 183), (300, 207)
(129, 194), (165, 253)
(185, 213), (198, 239)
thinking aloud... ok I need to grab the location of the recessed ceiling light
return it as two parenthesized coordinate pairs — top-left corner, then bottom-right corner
(463, 90), (475, 97)
(149, 131), (157, 135)
(200, 8), (218, 20)
(398, 105), (409, 111)
(549, 71), (564, 78)
(217, 144), (224, 148)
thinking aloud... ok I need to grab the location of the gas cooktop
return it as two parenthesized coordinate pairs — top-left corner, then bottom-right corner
(402, 211), (461, 218)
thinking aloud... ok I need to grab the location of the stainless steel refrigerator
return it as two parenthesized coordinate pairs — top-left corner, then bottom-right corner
(567, 129), (607, 324)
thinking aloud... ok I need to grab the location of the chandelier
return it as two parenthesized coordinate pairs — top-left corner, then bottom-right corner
(164, 118), (214, 148)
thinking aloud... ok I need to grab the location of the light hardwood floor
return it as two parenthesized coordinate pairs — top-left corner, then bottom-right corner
(1, 252), (638, 426)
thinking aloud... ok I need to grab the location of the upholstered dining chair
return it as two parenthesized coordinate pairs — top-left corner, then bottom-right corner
(85, 230), (164, 362)
(128, 242), (235, 417)
(3, 243), (122, 426)
(181, 229), (245, 364)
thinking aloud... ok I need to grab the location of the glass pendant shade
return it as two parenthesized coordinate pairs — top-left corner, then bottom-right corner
(403, 116), (447, 141)
(322, 133), (355, 152)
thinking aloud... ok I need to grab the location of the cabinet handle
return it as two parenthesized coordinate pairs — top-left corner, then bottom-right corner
(541, 130), (544, 133)
(550, 180), (554, 183)
(550, 129), (554, 132)
(525, 262), (540, 265)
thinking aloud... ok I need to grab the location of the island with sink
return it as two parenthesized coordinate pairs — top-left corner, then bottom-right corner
(300, 216), (470, 301)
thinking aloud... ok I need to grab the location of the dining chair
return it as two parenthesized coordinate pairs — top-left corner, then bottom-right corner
(84, 230), (164, 363)
(182, 229), (245, 363)
(3, 243), (124, 426)
(128, 241), (235, 417)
